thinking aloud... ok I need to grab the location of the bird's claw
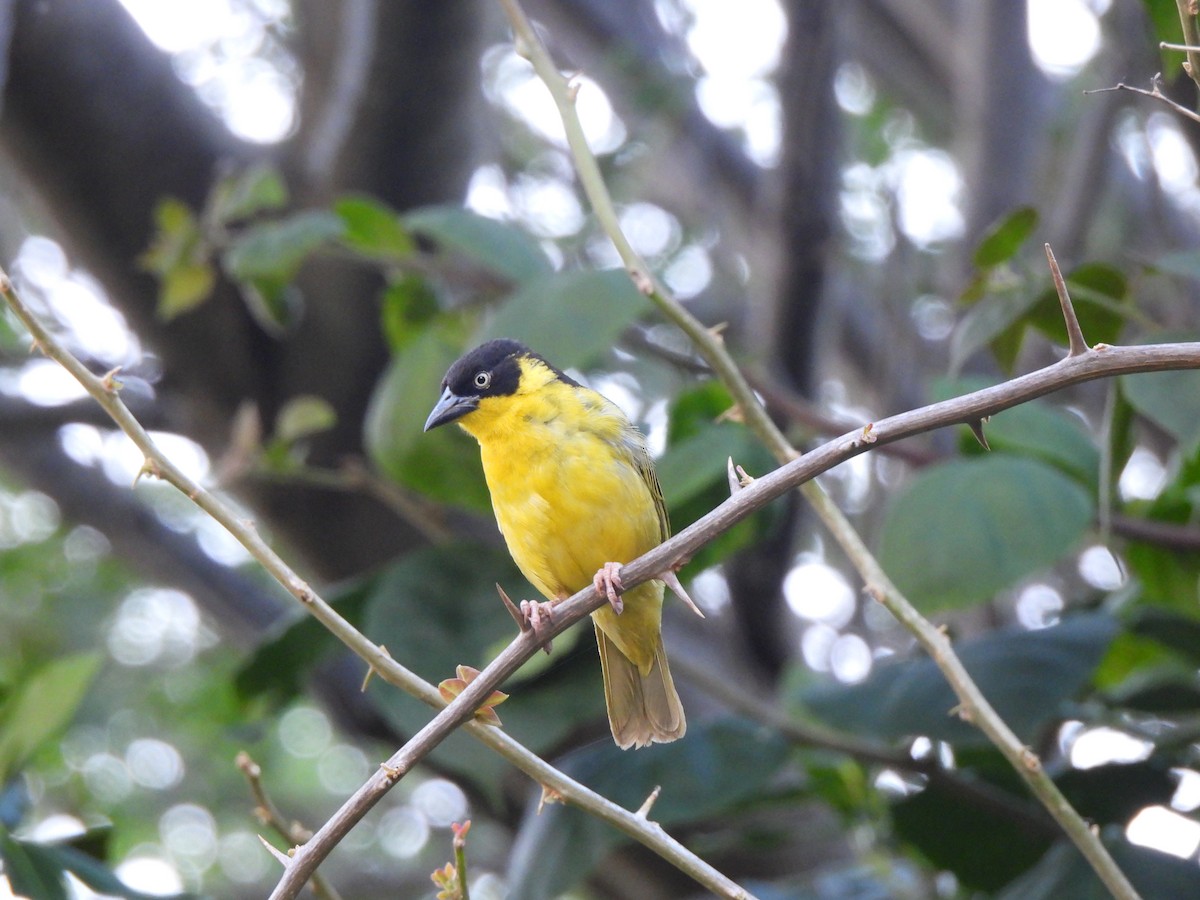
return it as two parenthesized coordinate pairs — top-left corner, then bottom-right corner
(496, 584), (554, 653)
(594, 562), (624, 615)
(519, 599), (556, 654)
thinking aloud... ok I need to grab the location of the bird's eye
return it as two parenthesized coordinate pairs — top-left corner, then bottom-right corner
(473, 371), (491, 389)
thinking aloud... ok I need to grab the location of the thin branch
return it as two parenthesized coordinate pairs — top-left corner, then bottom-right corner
(1085, 77), (1200, 126)
(236, 752), (343, 900)
(0, 268), (759, 900)
(1174, 0), (1200, 92)
(496, 6), (1148, 897)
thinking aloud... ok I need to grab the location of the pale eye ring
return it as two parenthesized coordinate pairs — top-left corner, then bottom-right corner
(473, 371), (491, 389)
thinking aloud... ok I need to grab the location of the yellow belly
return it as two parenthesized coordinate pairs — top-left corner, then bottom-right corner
(479, 420), (665, 671)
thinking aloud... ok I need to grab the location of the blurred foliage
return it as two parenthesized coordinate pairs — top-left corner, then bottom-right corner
(11, 1), (1200, 898)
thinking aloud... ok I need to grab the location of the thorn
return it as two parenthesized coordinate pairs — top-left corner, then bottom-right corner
(258, 835), (293, 868)
(101, 366), (124, 392)
(726, 457), (742, 495)
(662, 569), (704, 618)
(565, 74), (581, 103)
(497, 583), (528, 632)
(133, 458), (161, 487)
(1044, 243), (1088, 357)
(361, 645), (391, 691)
(537, 784), (565, 813)
(968, 418), (991, 450)
(635, 785), (662, 819)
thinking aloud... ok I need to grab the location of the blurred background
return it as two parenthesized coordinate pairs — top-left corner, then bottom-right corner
(2, 0), (1200, 897)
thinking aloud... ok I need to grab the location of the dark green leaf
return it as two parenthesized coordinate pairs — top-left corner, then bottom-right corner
(379, 276), (440, 350)
(656, 422), (757, 508)
(364, 325), (491, 510)
(1122, 331), (1200, 448)
(973, 206), (1039, 268)
(1055, 761), (1176, 825)
(998, 833), (1200, 900)
(1028, 264), (1129, 348)
(892, 775), (1051, 890)
(208, 162), (288, 224)
(236, 579), (373, 703)
(404, 205), (551, 284)
(797, 613), (1119, 745)
(475, 270), (647, 370)
(507, 718), (790, 899)
(1127, 607), (1200, 665)
(1, 830), (69, 900)
(334, 195), (414, 260)
(0, 652), (102, 782)
(879, 456), (1094, 612)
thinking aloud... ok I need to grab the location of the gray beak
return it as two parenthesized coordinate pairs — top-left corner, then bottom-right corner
(424, 387), (478, 431)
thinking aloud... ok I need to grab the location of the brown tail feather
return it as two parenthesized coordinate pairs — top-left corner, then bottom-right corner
(595, 621), (686, 749)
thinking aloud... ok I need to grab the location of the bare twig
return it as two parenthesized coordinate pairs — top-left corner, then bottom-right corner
(236, 752), (343, 900)
(1174, 0), (1200, 91)
(494, 5), (1149, 897)
(1085, 77), (1200, 126)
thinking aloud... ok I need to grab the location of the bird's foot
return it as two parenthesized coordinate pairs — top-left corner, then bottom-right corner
(594, 562), (624, 615)
(496, 583), (555, 653)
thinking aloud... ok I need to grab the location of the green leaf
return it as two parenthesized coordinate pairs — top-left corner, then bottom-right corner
(222, 210), (345, 332)
(158, 261), (216, 320)
(939, 378), (1100, 487)
(879, 457), (1094, 612)
(335, 195), (415, 261)
(797, 613), (1119, 746)
(949, 288), (1038, 374)
(1122, 331), (1200, 449)
(208, 162), (288, 224)
(274, 395), (337, 444)
(474, 270), (648, 369)
(507, 718), (791, 900)
(1, 832), (185, 900)
(236, 579), (374, 703)
(892, 770), (1051, 890)
(973, 206), (1039, 268)
(380, 276), (440, 350)
(364, 325), (490, 511)
(0, 652), (102, 781)
(403, 205), (551, 284)
(139, 198), (216, 320)
(1, 830), (69, 900)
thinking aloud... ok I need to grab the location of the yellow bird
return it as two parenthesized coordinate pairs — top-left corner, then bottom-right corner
(424, 339), (701, 749)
